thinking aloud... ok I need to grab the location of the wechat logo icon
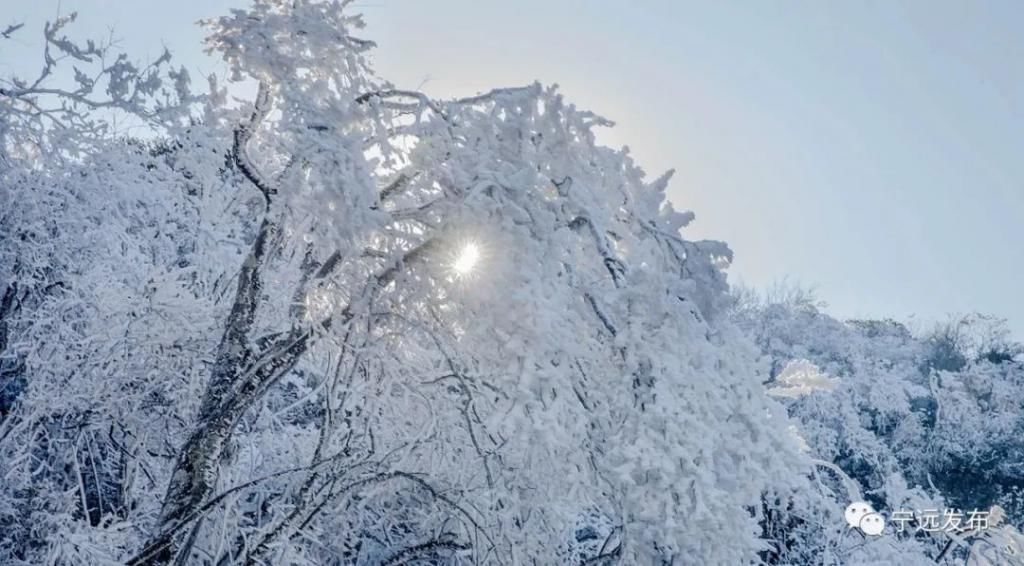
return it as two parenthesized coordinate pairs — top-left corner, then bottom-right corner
(845, 501), (885, 536)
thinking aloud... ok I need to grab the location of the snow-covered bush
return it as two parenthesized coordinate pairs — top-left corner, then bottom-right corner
(733, 289), (1024, 564)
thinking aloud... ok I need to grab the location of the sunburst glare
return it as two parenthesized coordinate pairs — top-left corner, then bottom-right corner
(451, 242), (481, 277)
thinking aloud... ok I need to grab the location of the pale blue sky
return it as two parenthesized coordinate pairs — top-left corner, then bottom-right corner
(5, 1), (1023, 337)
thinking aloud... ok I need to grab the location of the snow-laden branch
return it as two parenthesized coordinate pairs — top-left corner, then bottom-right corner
(232, 81), (275, 208)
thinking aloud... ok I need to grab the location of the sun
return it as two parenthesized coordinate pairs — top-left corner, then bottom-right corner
(451, 241), (481, 277)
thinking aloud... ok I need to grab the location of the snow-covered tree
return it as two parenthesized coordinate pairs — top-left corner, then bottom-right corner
(2, 2), (810, 565)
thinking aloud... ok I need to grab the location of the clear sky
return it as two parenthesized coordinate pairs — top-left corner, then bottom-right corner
(5, 1), (1023, 337)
